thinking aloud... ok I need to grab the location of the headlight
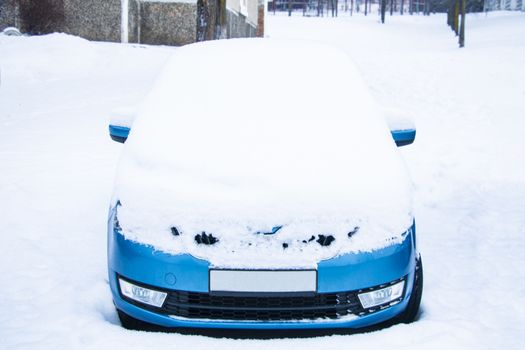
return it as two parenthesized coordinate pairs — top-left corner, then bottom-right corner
(119, 278), (167, 308)
(358, 280), (405, 309)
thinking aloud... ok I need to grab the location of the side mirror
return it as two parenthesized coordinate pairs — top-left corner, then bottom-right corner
(109, 125), (130, 143)
(384, 108), (416, 147)
(109, 106), (136, 143)
(391, 129), (416, 147)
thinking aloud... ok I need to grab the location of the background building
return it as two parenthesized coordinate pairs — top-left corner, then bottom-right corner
(0, 0), (265, 45)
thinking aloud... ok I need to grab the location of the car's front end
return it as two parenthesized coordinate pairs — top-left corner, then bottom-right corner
(107, 39), (423, 331)
(108, 205), (419, 330)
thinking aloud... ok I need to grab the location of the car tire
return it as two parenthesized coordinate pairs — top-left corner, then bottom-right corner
(396, 255), (423, 324)
(117, 308), (161, 331)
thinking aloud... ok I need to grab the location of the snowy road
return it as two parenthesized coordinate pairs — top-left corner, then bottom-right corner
(1, 11), (524, 350)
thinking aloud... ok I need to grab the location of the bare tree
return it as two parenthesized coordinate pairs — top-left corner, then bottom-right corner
(330, 0), (338, 16)
(424, 0), (430, 15)
(381, 0), (387, 23)
(447, 0), (453, 28)
(453, 0), (461, 35)
(459, 0), (465, 47)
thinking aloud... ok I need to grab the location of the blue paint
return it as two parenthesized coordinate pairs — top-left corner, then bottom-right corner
(271, 225), (282, 234)
(109, 125), (130, 143)
(391, 129), (416, 147)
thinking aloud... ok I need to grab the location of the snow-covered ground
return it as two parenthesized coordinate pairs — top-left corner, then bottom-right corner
(1, 11), (524, 350)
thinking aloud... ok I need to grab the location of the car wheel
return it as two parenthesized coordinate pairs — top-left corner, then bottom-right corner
(117, 308), (161, 331)
(397, 255), (423, 324)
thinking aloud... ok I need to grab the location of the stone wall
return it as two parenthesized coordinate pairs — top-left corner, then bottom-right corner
(0, 0), (121, 40)
(128, 1), (197, 45)
(6, 0), (66, 35)
(63, 0), (121, 42)
(0, 0), (261, 45)
(0, 0), (19, 29)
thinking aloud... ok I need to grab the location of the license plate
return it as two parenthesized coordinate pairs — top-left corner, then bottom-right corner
(209, 269), (317, 293)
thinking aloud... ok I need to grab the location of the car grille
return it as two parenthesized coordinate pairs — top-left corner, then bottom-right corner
(162, 291), (363, 321)
(118, 275), (405, 322)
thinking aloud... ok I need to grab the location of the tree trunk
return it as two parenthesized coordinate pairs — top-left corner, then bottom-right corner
(454, 0), (461, 35)
(459, 0), (465, 47)
(365, 0), (368, 15)
(447, 0), (454, 29)
(381, 0), (387, 23)
(351, 0), (354, 15)
(401, 0), (404, 14)
(331, 0), (337, 17)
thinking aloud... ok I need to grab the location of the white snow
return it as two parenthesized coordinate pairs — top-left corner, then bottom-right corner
(1, 10), (525, 350)
(109, 106), (137, 128)
(115, 39), (413, 268)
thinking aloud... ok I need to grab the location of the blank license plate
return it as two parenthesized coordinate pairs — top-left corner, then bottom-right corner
(209, 270), (317, 293)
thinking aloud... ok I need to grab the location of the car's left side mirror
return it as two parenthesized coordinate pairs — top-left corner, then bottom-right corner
(109, 106), (136, 143)
(384, 108), (416, 147)
(391, 128), (416, 147)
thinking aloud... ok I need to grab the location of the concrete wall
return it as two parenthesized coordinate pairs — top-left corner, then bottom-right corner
(63, 0), (121, 42)
(0, 0), (19, 28)
(226, 7), (256, 38)
(226, 0), (258, 26)
(225, 0), (258, 37)
(247, 0), (257, 25)
(0, 0), (121, 40)
(128, 1), (197, 45)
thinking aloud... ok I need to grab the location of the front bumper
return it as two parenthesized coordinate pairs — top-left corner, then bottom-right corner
(108, 209), (417, 329)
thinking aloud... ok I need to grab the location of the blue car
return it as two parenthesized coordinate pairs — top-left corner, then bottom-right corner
(107, 39), (422, 332)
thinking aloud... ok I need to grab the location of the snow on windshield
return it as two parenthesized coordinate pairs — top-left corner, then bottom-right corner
(114, 39), (413, 268)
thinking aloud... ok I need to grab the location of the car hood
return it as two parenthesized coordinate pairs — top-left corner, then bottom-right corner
(113, 39), (414, 268)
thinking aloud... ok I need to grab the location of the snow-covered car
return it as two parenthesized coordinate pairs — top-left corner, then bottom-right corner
(107, 39), (422, 331)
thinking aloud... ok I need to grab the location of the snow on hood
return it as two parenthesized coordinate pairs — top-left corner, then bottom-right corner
(114, 39), (413, 268)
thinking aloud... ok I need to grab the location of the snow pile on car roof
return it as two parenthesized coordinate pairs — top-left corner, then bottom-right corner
(114, 39), (413, 268)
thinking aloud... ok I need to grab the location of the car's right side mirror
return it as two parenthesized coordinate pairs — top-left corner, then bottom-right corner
(384, 108), (416, 147)
(109, 106), (136, 143)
